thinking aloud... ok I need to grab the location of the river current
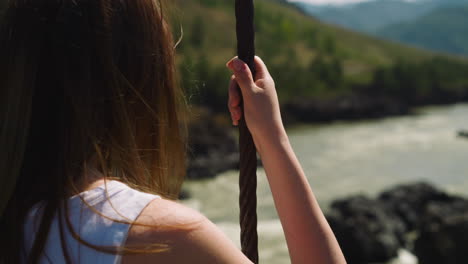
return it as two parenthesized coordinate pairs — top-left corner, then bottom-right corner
(182, 103), (468, 264)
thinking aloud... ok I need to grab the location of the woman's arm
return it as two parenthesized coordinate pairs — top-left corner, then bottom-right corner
(227, 56), (346, 264)
(123, 56), (345, 264)
(256, 132), (345, 264)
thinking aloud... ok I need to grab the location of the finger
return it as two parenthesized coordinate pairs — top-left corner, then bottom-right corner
(227, 76), (243, 122)
(226, 58), (255, 93)
(253, 56), (271, 80)
(228, 105), (242, 125)
(228, 76), (241, 108)
(228, 76), (240, 124)
(231, 106), (243, 126)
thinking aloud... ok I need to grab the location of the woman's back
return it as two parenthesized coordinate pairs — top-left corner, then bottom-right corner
(23, 181), (159, 264)
(1, 0), (345, 262)
(24, 179), (253, 264)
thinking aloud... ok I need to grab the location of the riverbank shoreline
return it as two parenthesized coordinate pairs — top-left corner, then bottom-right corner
(187, 101), (468, 182)
(182, 104), (468, 263)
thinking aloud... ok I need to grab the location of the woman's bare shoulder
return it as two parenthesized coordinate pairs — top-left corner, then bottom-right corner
(121, 198), (252, 264)
(135, 197), (206, 229)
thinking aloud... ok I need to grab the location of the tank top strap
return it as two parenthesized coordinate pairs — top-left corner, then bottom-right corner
(23, 180), (161, 264)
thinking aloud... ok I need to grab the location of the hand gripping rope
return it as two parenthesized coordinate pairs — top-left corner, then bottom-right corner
(235, 0), (259, 263)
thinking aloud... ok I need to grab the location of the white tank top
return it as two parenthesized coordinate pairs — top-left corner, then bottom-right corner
(22, 180), (160, 264)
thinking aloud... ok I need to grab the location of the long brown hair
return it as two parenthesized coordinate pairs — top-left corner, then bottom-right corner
(0, 0), (187, 262)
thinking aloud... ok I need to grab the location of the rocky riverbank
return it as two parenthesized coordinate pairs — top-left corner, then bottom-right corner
(185, 94), (410, 182)
(185, 98), (466, 184)
(326, 182), (468, 264)
(283, 94), (410, 124)
(186, 108), (239, 180)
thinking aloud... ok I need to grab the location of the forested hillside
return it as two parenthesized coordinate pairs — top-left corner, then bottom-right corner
(2, 0), (468, 121)
(172, 0), (468, 121)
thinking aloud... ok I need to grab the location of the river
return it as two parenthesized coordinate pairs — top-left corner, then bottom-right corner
(182, 103), (468, 264)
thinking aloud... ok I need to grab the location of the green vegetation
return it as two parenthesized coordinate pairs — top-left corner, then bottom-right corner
(173, 0), (468, 115)
(369, 57), (468, 104)
(1, 0), (468, 119)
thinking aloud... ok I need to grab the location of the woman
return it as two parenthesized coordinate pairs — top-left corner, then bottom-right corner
(0, 0), (346, 263)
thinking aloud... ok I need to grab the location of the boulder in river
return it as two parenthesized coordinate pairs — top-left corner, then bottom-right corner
(457, 130), (468, 138)
(178, 189), (191, 200)
(326, 195), (406, 264)
(414, 198), (468, 264)
(187, 109), (239, 179)
(378, 182), (455, 232)
(327, 182), (468, 263)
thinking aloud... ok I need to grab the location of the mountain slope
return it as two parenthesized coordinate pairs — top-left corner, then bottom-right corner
(293, 0), (468, 34)
(173, 0), (443, 91)
(294, 0), (438, 33)
(173, 0), (468, 112)
(377, 6), (468, 55)
(2, 0), (468, 119)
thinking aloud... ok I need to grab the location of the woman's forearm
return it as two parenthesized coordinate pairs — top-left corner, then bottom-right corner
(255, 131), (346, 264)
(226, 56), (345, 263)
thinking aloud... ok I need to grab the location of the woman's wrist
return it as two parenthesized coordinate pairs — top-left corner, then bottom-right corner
(253, 126), (290, 156)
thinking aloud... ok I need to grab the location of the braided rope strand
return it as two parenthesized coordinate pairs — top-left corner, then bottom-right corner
(235, 0), (259, 263)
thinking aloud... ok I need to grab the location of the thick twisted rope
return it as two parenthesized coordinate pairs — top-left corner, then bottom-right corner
(235, 0), (259, 263)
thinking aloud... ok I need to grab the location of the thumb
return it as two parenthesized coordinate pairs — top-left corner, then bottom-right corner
(254, 56), (271, 80)
(227, 58), (255, 93)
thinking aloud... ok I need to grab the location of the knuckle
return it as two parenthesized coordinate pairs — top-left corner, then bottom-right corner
(255, 78), (272, 88)
(255, 79), (266, 87)
(250, 87), (263, 97)
(255, 87), (265, 94)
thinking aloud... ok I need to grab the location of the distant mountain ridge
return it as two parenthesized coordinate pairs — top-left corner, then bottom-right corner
(293, 0), (468, 55)
(294, 0), (439, 33)
(377, 6), (468, 55)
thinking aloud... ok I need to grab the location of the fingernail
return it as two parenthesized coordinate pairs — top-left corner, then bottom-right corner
(226, 60), (234, 69)
(233, 59), (243, 71)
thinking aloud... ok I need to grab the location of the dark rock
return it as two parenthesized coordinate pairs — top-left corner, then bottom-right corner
(414, 199), (468, 264)
(178, 189), (191, 200)
(327, 182), (468, 263)
(283, 94), (409, 123)
(457, 130), (468, 139)
(186, 109), (239, 179)
(378, 182), (455, 232)
(187, 152), (238, 179)
(326, 195), (406, 264)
